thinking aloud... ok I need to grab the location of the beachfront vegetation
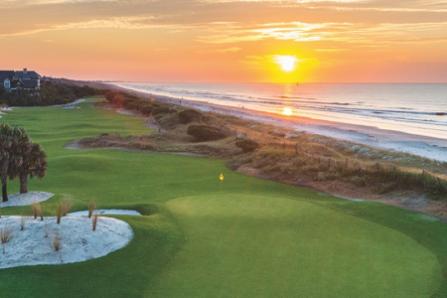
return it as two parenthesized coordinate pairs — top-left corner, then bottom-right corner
(0, 98), (446, 297)
(104, 90), (162, 116)
(187, 124), (229, 141)
(231, 141), (447, 199)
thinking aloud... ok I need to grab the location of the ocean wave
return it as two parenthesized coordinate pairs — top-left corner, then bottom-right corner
(120, 82), (447, 139)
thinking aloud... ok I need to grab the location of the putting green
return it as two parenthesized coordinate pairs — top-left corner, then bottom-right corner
(149, 194), (440, 298)
(0, 98), (445, 298)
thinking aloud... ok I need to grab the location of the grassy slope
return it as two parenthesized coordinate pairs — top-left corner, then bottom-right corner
(0, 98), (446, 298)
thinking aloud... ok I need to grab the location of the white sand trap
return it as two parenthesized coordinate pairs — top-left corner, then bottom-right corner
(62, 99), (85, 109)
(0, 192), (54, 208)
(69, 209), (142, 217)
(0, 216), (133, 269)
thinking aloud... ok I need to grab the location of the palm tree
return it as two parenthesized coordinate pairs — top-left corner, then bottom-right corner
(16, 143), (47, 194)
(0, 125), (24, 202)
(0, 124), (46, 200)
(0, 125), (11, 202)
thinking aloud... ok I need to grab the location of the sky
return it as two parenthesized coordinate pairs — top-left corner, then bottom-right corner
(0, 0), (446, 83)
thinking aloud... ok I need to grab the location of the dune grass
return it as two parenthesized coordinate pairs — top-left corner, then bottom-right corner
(0, 98), (446, 298)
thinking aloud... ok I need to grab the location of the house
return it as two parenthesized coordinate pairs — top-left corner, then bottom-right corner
(0, 69), (41, 92)
(0, 71), (15, 91)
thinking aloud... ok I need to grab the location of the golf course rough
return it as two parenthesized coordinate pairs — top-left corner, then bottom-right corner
(0, 98), (445, 298)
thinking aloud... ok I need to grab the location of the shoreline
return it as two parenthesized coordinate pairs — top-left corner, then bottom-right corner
(112, 83), (447, 163)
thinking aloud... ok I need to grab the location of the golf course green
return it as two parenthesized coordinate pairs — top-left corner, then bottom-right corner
(0, 98), (446, 298)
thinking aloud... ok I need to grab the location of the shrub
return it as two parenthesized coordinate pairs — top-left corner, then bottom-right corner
(178, 109), (203, 124)
(152, 105), (174, 115)
(235, 138), (259, 153)
(187, 125), (228, 141)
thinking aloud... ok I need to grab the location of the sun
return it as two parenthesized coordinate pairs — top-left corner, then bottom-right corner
(274, 55), (298, 73)
(282, 107), (294, 116)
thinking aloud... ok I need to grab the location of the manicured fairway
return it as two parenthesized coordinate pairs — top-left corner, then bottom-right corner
(0, 99), (446, 298)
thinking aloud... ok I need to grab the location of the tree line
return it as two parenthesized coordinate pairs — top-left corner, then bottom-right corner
(0, 124), (47, 202)
(0, 80), (101, 107)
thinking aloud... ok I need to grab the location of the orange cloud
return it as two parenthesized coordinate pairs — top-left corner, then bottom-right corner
(0, 0), (445, 82)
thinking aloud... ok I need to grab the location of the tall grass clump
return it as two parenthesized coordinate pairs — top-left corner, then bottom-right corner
(52, 235), (61, 252)
(92, 214), (99, 231)
(56, 204), (62, 224)
(56, 199), (72, 224)
(32, 203), (43, 220)
(60, 199), (72, 216)
(20, 216), (26, 231)
(88, 201), (96, 218)
(0, 227), (12, 254)
(44, 223), (49, 239)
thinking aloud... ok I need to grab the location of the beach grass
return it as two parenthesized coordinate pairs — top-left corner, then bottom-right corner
(0, 98), (446, 297)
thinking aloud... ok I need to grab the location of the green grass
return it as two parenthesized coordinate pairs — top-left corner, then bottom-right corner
(0, 98), (446, 298)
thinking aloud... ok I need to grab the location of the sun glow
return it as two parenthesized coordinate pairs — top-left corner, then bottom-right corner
(274, 55), (298, 73)
(282, 107), (294, 116)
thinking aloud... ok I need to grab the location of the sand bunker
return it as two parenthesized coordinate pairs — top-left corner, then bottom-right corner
(69, 209), (142, 217)
(0, 215), (133, 269)
(0, 192), (54, 208)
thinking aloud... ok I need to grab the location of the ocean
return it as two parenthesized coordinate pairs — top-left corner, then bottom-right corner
(116, 82), (447, 161)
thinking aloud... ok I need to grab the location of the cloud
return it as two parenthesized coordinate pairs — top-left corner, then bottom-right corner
(200, 0), (365, 2)
(0, 0), (117, 7)
(0, 16), (197, 37)
(216, 47), (242, 53)
(197, 21), (329, 44)
(1, 0), (446, 49)
(200, 0), (447, 12)
(197, 20), (447, 46)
